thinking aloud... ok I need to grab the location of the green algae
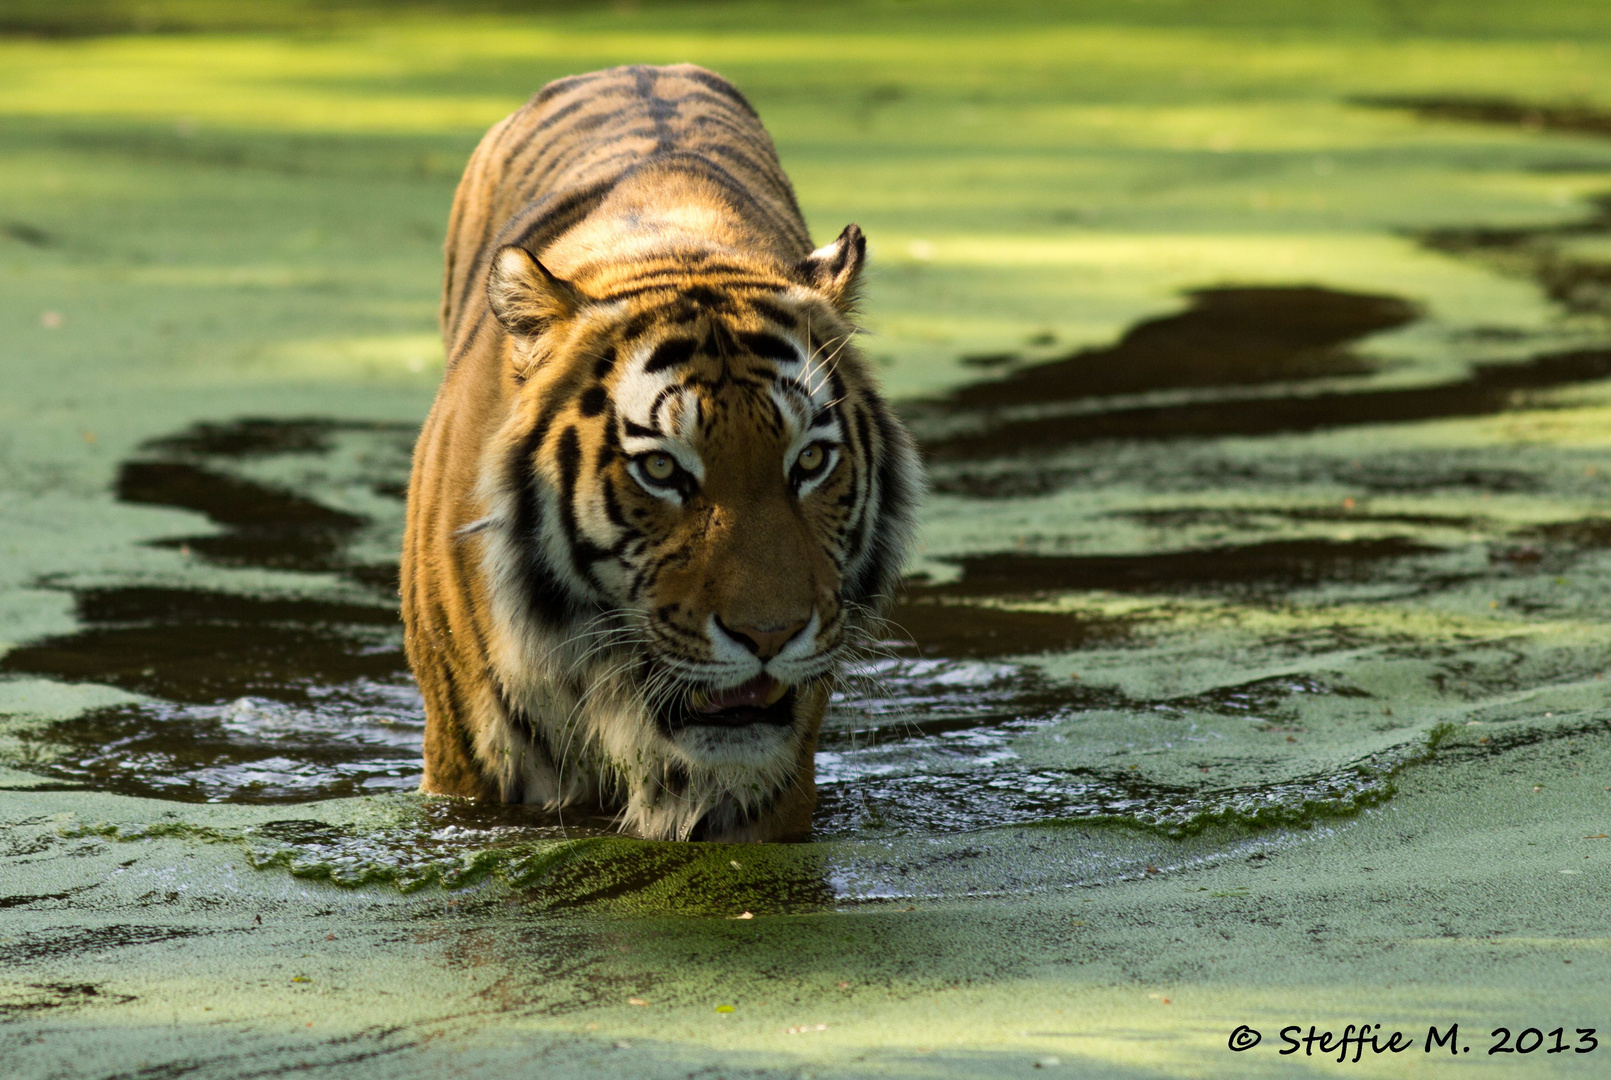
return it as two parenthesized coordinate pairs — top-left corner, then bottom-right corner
(5, 1), (1611, 1075)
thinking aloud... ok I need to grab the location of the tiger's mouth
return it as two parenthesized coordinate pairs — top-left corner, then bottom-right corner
(660, 673), (795, 730)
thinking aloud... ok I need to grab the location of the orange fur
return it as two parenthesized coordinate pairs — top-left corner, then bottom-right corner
(402, 65), (922, 841)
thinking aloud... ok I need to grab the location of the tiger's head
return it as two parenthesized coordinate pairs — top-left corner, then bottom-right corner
(470, 225), (922, 838)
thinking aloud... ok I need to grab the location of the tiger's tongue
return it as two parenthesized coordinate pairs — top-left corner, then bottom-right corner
(697, 674), (782, 713)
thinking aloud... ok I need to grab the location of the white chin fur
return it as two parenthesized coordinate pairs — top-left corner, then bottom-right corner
(671, 720), (793, 768)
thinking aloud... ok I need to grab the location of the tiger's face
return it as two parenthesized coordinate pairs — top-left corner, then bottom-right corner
(477, 228), (919, 795)
(580, 314), (857, 764)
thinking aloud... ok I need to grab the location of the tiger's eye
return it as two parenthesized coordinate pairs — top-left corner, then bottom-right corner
(644, 453), (677, 481)
(796, 443), (825, 472)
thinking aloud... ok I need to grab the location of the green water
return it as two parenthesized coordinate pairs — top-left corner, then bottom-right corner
(3, 2), (1611, 1076)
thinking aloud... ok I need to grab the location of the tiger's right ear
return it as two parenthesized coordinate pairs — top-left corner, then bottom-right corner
(486, 245), (584, 338)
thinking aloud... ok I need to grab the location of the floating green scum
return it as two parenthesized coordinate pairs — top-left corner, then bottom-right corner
(2, 1), (1610, 1076)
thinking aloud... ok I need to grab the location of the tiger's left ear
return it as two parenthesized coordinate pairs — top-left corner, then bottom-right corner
(798, 224), (866, 312)
(486, 245), (585, 339)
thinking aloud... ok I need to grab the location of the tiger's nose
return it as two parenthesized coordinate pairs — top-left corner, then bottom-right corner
(717, 616), (810, 660)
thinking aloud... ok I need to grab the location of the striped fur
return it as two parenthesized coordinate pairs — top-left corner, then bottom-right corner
(402, 65), (923, 841)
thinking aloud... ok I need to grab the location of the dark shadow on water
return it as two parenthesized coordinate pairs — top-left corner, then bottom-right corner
(1419, 193), (1611, 317)
(932, 285), (1415, 413)
(1517, 517), (1611, 547)
(138, 418), (378, 459)
(1358, 100), (1611, 315)
(923, 344), (1611, 464)
(3, 220), (52, 247)
(910, 279), (1611, 476)
(1, 587), (404, 704)
(884, 597), (1136, 657)
(117, 417), (414, 584)
(1117, 505), (1481, 530)
(1361, 95), (1611, 142)
(119, 461), (364, 573)
(932, 454), (1547, 500)
(914, 537), (1442, 600)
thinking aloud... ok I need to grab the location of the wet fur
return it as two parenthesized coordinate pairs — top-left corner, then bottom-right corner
(402, 65), (922, 841)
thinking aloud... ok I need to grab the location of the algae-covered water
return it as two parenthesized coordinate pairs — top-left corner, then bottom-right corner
(3, 2), (1611, 1076)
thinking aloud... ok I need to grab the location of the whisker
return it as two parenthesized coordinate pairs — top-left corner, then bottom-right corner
(551, 649), (642, 825)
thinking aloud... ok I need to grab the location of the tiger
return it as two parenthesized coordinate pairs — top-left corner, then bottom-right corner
(401, 64), (923, 842)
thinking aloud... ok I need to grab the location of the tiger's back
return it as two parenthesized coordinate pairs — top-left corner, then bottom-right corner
(404, 65), (921, 840)
(439, 64), (812, 353)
